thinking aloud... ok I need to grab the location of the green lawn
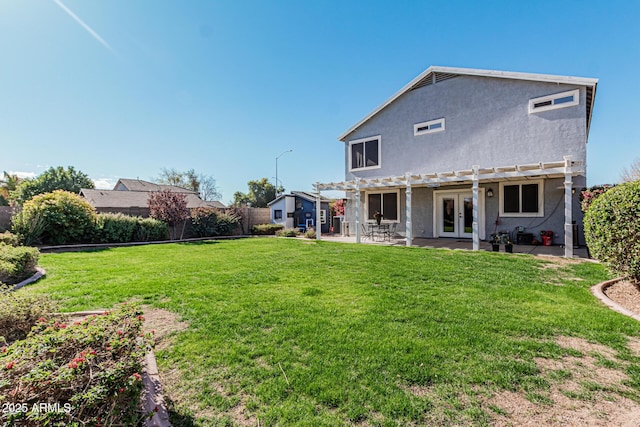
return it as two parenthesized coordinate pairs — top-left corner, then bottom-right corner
(28, 238), (640, 426)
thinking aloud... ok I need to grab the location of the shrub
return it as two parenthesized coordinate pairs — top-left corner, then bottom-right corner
(0, 304), (152, 426)
(251, 223), (284, 235)
(584, 180), (640, 282)
(10, 210), (46, 246)
(304, 228), (317, 239)
(215, 210), (241, 235)
(276, 229), (299, 237)
(94, 213), (139, 243)
(12, 191), (96, 245)
(0, 290), (58, 344)
(580, 184), (614, 212)
(0, 231), (19, 247)
(0, 244), (39, 285)
(190, 207), (219, 237)
(134, 217), (169, 242)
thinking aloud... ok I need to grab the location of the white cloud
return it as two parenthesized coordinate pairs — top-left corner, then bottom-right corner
(93, 178), (116, 190)
(8, 171), (36, 179)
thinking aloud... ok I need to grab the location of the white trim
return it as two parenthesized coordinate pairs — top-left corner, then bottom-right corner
(414, 118), (445, 136)
(338, 66), (598, 141)
(320, 209), (327, 224)
(348, 135), (382, 172)
(499, 179), (544, 217)
(365, 189), (400, 223)
(529, 89), (579, 114)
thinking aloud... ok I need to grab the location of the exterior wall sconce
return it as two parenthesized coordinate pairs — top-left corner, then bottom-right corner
(487, 188), (494, 198)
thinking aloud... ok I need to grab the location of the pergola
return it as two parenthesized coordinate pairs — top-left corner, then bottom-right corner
(313, 156), (583, 258)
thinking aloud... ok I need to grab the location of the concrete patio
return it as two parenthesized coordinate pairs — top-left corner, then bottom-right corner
(318, 234), (590, 259)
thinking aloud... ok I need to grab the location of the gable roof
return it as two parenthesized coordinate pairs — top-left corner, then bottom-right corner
(114, 178), (196, 194)
(267, 191), (331, 207)
(80, 189), (224, 209)
(338, 66), (599, 141)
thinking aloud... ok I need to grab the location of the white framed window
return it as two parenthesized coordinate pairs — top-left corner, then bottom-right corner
(529, 89), (579, 114)
(366, 190), (399, 222)
(349, 136), (381, 171)
(499, 180), (544, 217)
(274, 210), (283, 220)
(320, 209), (327, 224)
(414, 118), (445, 136)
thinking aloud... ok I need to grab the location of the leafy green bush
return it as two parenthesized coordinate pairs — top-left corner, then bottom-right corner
(0, 244), (39, 285)
(0, 232), (19, 247)
(215, 210), (241, 235)
(133, 217), (169, 242)
(251, 223), (284, 235)
(276, 229), (299, 237)
(12, 191), (96, 245)
(584, 180), (640, 282)
(0, 304), (153, 426)
(304, 228), (317, 239)
(0, 290), (58, 344)
(190, 207), (241, 237)
(10, 210), (46, 246)
(94, 213), (139, 243)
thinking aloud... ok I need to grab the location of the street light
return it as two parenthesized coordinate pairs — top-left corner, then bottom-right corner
(275, 149), (292, 197)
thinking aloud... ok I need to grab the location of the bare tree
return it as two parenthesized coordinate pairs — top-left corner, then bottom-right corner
(620, 158), (640, 183)
(155, 168), (221, 201)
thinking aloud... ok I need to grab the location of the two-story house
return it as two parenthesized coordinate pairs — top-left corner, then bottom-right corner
(314, 66), (598, 257)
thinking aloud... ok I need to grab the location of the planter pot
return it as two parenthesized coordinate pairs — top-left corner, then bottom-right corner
(505, 244), (513, 253)
(542, 235), (552, 246)
(492, 244), (500, 252)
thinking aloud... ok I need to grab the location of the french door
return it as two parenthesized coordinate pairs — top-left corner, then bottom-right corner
(435, 191), (484, 239)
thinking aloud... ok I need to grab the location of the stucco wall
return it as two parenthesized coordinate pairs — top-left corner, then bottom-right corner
(343, 75), (588, 180)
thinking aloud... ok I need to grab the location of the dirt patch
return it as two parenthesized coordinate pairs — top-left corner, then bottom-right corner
(605, 280), (640, 317)
(142, 306), (189, 351)
(484, 336), (640, 426)
(628, 337), (640, 358)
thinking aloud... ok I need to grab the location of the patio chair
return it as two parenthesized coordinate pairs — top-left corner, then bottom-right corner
(361, 223), (373, 240)
(384, 222), (398, 241)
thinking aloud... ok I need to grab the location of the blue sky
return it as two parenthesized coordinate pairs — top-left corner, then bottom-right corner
(1, 0), (639, 204)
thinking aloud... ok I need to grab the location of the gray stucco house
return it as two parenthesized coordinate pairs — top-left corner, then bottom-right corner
(315, 66), (598, 257)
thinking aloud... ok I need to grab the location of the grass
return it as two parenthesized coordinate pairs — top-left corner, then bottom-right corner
(25, 238), (640, 426)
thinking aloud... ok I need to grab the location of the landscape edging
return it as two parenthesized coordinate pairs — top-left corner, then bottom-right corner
(11, 267), (46, 291)
(590, 277), (640, 322)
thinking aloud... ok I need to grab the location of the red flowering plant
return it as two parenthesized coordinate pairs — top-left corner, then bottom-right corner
(0, 303), (154, 426)
(580, 184), (614, 213)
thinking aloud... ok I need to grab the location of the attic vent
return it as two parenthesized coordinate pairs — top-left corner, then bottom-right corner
(409, 72), (433, 91)
(434, 73), (458, 83)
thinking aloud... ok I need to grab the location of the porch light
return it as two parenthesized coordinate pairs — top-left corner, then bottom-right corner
(487, 188), (494, 198)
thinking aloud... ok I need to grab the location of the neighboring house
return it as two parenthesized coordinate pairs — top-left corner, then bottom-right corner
(268, 191), (331, 233)
(80, 178), (225, 216)
(315, 66), (598, 257)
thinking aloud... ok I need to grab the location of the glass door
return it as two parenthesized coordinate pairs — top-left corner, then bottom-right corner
(436, 192), (474, 238)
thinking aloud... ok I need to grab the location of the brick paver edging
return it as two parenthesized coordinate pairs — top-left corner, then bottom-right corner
(11, 267), (46, 291)
(591, 277), (640, 322)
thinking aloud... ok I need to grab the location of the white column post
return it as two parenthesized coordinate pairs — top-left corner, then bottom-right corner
(564, 156), (573, 258)
(405, 175), (412, 247)
(315, 184), (322, 241)
(472, 165), (480, 251)
(355, 179), (361, 244)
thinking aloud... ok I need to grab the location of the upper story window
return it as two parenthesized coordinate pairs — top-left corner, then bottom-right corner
(414, 118), (445, 136)
(529, 89), (579, 114)
(349, 136), (381, 171)
(499, 180), (544, 217)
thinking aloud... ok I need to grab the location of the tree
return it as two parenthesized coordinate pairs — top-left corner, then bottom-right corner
(148, 190), (189, 240)
(155, 168), (221, 201)
(232, 178), (277, 208)
(620, 157), (640, 183)
(12, 166), (94, 205)
(0, 172), (23, 206)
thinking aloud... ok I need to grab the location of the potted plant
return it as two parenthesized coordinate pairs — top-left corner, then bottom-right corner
(373, 211), (383, 225)
(540, 230), (553, 246)
(505, 238), (514, 253)
(491, 234), (500, 252)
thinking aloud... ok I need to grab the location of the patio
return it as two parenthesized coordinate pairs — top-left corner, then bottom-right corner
(318, 234), (590, 259)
